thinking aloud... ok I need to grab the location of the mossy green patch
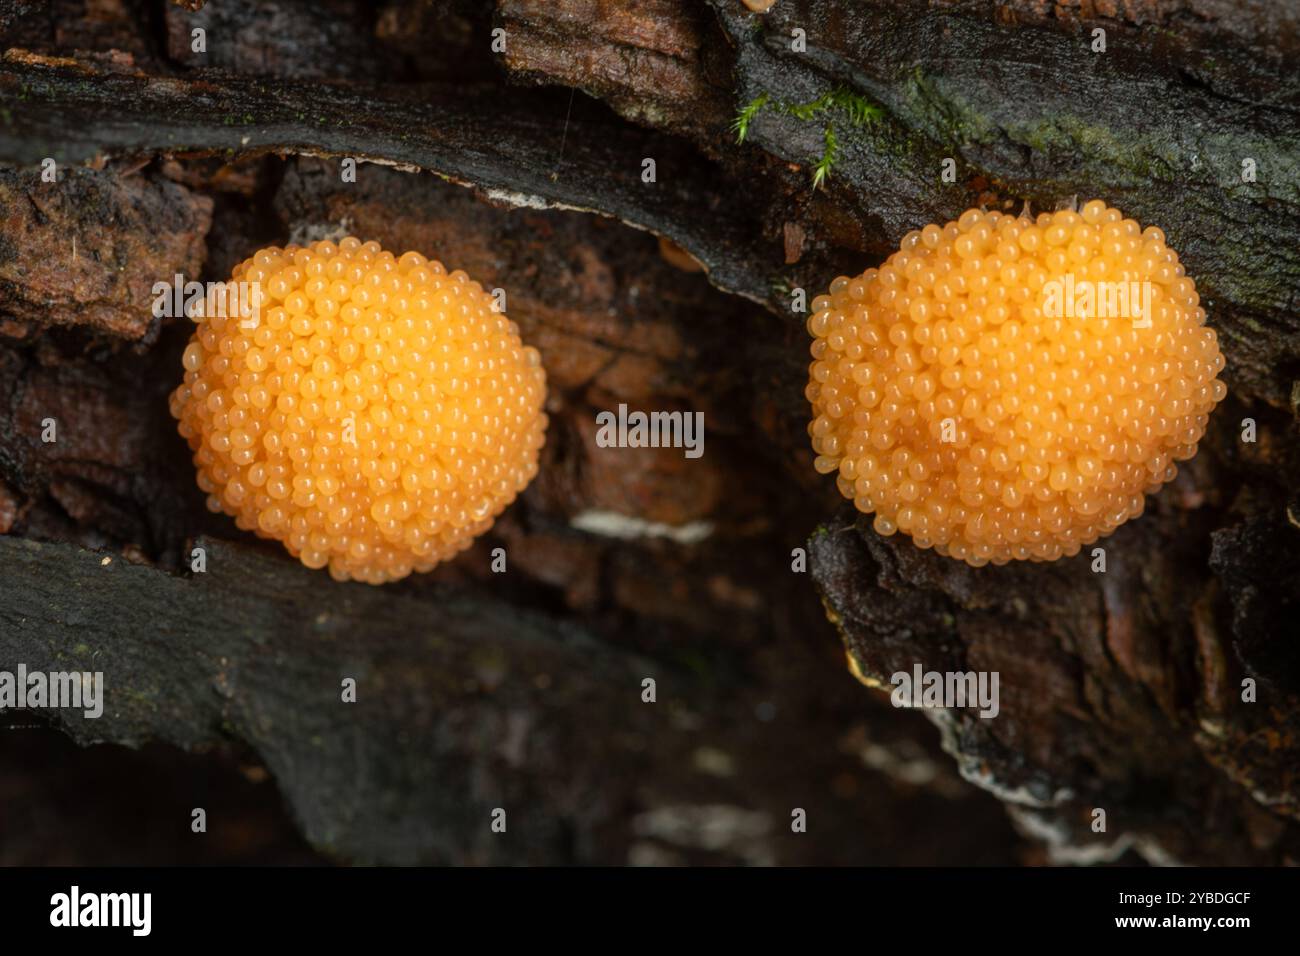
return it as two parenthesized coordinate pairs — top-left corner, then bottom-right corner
(732, 86), (883, 188)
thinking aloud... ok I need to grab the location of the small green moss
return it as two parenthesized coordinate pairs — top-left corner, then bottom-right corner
(733, 86), (883, 188)
(731, 92), (769, 144)
(812, 126), (838, 190)
(798, 88), (881, 127)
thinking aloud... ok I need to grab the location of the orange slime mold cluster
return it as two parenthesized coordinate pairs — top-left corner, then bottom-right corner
(170, 237), (548, 584)
(806, 200), (1226, 565)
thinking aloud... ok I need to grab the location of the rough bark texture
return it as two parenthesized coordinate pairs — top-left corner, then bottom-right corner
(0, 0), (1297, 865)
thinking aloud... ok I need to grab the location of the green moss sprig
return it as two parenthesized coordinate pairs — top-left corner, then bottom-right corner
(731, 92), (770, 144)
(732, 87), (882, 189)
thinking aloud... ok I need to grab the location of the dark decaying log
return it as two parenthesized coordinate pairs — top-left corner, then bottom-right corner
(0, 0), (1297, 865)
(0, 532), (1024, 865)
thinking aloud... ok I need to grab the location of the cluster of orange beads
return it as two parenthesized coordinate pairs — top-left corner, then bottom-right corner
(807, 200), (1226, 565)
(170, 238), (548, 584)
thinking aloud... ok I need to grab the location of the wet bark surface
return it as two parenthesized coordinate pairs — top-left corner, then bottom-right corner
(0, 0), (1296, 865)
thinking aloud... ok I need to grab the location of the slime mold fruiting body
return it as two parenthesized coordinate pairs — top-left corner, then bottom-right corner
(806, 200), (1226, 566)
(170, 238), (547, 584)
